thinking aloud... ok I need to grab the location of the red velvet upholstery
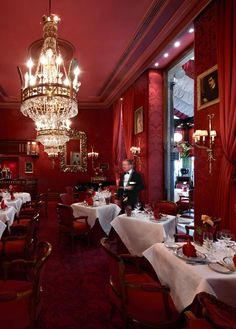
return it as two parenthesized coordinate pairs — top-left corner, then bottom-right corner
(126, 273), (179, 325)
(198, 292), (236, 329)
(0, 280), (32, 329)
(0, 241), (52, 329)
(155, 200), (178, 216)
(57, 203), (90, 249)
(101, 237), (181, 328)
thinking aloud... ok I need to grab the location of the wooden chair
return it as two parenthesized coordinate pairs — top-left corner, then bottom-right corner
(154, 200), (178, 216)
(100, 237), (182, 328)
(0, 241), (52, 329)
(20, 199), (43, 218)
(60, 193), (73, 205)
(0, 216), (37, 265)
(21, 193), (48, 218)
(57, 203), (90, 250)
(176, 189), (194, 214)
(185, 292), (236, 329)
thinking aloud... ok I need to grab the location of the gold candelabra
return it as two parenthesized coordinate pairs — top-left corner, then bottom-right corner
(193, 114), (217, 174)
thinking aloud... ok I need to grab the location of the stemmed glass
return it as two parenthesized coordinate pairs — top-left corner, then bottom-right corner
(203, 232), (213, 250)
(134, 202), (142, 212)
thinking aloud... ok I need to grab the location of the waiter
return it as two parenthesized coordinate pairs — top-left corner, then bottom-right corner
(117, 159), (144, 209)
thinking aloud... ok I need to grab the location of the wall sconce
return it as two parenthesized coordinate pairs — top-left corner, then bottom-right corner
(130, 141), (141, 168)
(87, 147), (99, 169)
(27, 141), (39, 157)
(193, 114), (217, 174)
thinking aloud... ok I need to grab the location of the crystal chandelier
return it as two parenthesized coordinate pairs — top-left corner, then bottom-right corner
(19, 1), (81, 155)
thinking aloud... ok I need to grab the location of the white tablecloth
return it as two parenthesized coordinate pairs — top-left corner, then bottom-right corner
(111, 213), (176, 256)
(1, 192), (31, 204)
(0, 220), (6, 239)
(143, 243), (236, 312)
(71, 203), (121, 235)
(5, 198), (23, 214)
(13, 192), (31, 203)
(0, 206), (17, 227)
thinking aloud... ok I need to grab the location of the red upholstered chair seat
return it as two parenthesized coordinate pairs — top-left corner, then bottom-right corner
(73, 220), (90, 234)
(154, 200), (178, 216)
(125, 273), (179, 325)
(101, 237), (181, 328)
(0, 280), (32, 329)
(0, 240), (26, 258)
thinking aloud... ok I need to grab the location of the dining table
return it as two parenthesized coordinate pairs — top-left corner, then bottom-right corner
(4, 198), (23, 215)
(143, 242), (236, 312)
(0, 206), (17, 228)
(71, 202), (121, 235)
(1, 192), (31, 204)
(111, 212), (176, 256)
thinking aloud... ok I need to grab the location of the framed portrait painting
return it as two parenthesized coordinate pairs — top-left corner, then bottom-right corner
(134, 106), (144, 135)
(25, 162), (33, 174)
(197, 65), (219, 110)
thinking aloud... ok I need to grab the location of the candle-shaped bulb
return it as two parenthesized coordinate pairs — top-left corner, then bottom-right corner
(27, 58), (34, 69)
(74, 66), (81, 76)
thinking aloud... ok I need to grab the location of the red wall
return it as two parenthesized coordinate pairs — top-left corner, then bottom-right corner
(0, 107), (114, 193)
(114, 69), (164, 202)
(194, 1), (223, 223)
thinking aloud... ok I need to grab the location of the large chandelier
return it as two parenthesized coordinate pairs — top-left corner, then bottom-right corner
(19, 2), (81, 155)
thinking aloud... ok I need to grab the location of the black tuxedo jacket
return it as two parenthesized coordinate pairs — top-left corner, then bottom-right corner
(117, 170), (144, 206)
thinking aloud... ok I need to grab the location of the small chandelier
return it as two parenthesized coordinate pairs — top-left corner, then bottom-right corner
(19, 1), (81, 155)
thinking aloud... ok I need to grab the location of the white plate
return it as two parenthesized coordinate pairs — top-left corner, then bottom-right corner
(164, 242), (179, 249)
(177, 218), (193, 224)
(175, 247), (207, 263)
(208, 262), (235, 274)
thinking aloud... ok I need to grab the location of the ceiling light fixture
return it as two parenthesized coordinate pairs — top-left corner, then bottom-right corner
(18, 0), (81, 157)
(174, 41), (181, 48)
(164, 53), (169, 58)
(154, 62), (159, 67)
(188, 28), (194, 33)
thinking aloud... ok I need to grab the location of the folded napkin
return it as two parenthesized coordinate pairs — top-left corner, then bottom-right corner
(1, 199), (7, 209)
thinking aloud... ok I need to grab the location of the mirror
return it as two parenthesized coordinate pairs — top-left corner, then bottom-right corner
(60, 129), (87, 172)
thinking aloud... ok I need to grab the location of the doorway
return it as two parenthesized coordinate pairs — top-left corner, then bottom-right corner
(165, 50), (194, 211)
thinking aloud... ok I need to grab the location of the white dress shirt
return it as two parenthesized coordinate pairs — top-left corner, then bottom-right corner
(123, 169), (133, 188)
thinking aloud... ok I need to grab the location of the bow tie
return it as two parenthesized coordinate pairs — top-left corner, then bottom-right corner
(125, 172), (130, 175)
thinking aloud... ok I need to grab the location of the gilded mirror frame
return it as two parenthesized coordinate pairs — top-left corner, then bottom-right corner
(60, 129), (87, 172)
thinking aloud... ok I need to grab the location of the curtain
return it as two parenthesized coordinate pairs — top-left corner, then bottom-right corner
(112, 100), (126, 184)
(122, 87), (134, 158)
(216, 0), (236, 228)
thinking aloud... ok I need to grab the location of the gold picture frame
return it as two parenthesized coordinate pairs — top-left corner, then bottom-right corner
(25, 162), (33, 174)
(134, 106), (144, 135)
(60, 129), (87, 173)
(197, 65), (219, 110)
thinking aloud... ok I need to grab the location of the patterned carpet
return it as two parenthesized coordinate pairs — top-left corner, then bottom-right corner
(38, 202), (122, 329)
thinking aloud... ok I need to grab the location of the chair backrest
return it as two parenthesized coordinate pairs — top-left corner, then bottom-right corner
(60, 193), (73, 205)
(155, 200), (178, 216)
(57, 203), (74, 228)
(65, 186), (74, 195)
(100, 237), (125, 299)
(32, 241), (52, 303)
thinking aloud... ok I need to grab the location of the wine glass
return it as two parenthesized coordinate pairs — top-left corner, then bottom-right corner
(134, 202), (142, 212)
(203, 232), (213, 250)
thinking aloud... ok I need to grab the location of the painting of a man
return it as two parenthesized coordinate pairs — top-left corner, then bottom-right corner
(198, 65), (219, 110)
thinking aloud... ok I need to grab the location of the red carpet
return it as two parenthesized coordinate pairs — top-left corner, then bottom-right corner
(38, 202), (123, 329)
